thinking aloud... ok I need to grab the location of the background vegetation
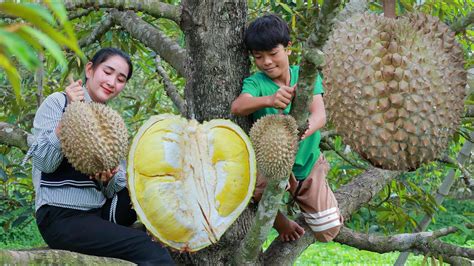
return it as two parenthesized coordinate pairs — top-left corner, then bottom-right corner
(1, 0), (472, 264)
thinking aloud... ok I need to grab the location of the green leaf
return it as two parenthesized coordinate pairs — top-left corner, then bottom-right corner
(11, 213), (30, 228)
(12, 172), (28, 179)
(0, 29), (39, 70)
(0, 168), (7, 181)
(277, 1), (294, 15)
(0, 3), (84, 60)
(0, 54), (23, 104)
(44, 0), (75, 41)
(20, 26), (68, 72)
(0, 154), (9, 167)
(22, 3), (57, 26)
(296, 0), (303, 8)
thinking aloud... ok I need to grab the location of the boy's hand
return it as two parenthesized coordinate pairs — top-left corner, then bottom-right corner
(301, 118), (316, 140)
(65, 76), (84, 103)
(271, 85), (296, 109)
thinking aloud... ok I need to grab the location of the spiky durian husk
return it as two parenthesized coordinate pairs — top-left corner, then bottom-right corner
(323, 12), (466, 170)
(60, 102), (128, 175)
(335, 0), (368, 23)
(250, 115), (298, 179)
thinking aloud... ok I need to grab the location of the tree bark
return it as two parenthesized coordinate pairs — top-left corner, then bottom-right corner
(0, 122), (34, 152)
(110, 10), (187, 77)
(0, 249), (132, 265)
(62, 0), (181, 23)
(450, 11), (474, 34)
(78, 13), (114, 47)
(180, 0), (251, 131)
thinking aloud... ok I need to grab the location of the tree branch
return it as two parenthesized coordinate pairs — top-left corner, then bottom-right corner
(336, 227), (474, 264)
(154, 55), (186, 115)
(62, 0), (182, 24)
(264, 168), (398, 264)
(450, 11), (474, 34)
(110, 10), (187, 77)
(0, 122), (34, 152)
(289, 0), (343, 134)
(68, 7), (95, 20)
(395, 130), (474, 264)
(78, 13), (114, 48)
(320, 138), (369, 170)
(0, 249), (132, 265)
(466, 106), (474, 118)
(439, 155), (472, 182)
(35, 52), (44, 107)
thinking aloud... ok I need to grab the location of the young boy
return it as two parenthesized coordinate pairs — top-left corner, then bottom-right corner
(231, 14), (342, 242)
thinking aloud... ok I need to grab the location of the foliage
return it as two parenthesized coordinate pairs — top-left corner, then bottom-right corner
(0, 148), (34, 234)
(0, 1), (84, 104)
(0, 0), (473, 263)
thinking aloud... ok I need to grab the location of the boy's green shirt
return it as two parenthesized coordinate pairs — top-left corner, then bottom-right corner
(241, 65), (324, 181)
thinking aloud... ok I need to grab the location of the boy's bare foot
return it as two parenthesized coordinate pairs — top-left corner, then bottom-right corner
(274, 211), (305, 241)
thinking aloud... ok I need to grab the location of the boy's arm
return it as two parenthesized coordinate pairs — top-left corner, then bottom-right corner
(301, 94), (327, 140)
(231, 93), (272, 116)
(231, 85), (295, 116)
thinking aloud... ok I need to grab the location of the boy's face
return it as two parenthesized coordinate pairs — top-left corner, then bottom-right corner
(252, 44), (291, 81)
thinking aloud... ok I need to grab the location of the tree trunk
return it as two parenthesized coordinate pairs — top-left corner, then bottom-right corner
(180, 0), (251, 131)
(171, 1), (253, 264)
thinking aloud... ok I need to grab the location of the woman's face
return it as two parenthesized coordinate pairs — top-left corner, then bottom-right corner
(85, 55), (130, 103)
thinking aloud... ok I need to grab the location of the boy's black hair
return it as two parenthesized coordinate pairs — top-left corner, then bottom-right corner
(244, 14), (290, 52)
(89, 47), (133, 80)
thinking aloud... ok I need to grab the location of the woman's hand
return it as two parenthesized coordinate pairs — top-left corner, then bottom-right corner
(90, 165), (120, 185)
(65, 77), (84, 103)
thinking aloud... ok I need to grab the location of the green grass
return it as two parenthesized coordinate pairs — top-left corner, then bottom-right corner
(295, 241), (425, 265)
(263, 229), (426, 265)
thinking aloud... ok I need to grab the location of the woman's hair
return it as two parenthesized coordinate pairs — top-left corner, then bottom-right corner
(89, 48), (133, 80)
(244, 14), (290, 52)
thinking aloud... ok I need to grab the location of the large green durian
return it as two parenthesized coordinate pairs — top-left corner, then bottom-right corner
(323, 12), (466, 170)
(60, 102), (128, 175)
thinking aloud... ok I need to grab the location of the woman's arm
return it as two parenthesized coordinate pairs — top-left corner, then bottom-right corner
(30, 93), (66, 173)
(103, 160), (127, 198)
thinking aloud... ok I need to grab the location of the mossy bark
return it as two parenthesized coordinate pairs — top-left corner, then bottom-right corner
(234, 177), (288, 265)
(0, 249), (132, 265)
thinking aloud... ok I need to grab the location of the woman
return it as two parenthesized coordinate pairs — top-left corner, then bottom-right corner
(27, 48), (173, 265)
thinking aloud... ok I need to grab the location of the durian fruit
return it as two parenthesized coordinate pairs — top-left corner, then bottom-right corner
(323, 12), (466, 170)
(250, 115), (298, 180)
(60, 102), (128, 175)
(127, 114), (256, 252)
(335, 0), (368, 23)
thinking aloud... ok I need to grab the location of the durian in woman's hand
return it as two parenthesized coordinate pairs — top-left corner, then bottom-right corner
(60, 101), (129, 175)
(323, 12), (466, 170)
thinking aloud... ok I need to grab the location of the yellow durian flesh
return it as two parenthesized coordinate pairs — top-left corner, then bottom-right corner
(128, 114), (256, 252)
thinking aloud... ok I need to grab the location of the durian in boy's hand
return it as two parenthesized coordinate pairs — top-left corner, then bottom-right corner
(323, 12), (466, 170)
(250, 114), (298, 180)
(60, 102), (128, 175)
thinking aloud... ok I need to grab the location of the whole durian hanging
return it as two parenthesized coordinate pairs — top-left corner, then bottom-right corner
(323, 12), (466, 170)
(250, 114), (298, 180)
(60, 102), (129, 175)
